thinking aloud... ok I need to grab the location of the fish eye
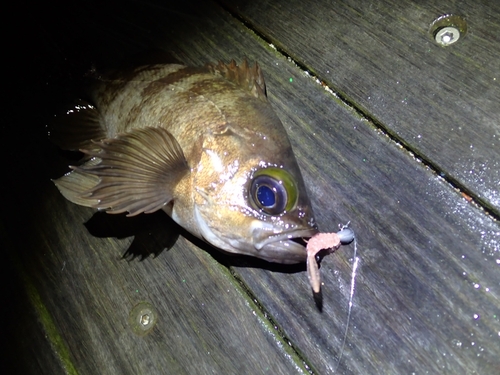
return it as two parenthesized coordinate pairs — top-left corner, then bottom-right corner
(250, 167), (298, 215)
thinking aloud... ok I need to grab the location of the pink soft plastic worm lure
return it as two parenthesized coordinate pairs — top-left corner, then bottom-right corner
(306, 225), (354, 293)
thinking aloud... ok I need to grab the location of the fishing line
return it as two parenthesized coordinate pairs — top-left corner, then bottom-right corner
(334, 234), (359, 373)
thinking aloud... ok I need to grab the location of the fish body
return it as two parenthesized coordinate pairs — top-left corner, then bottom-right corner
(50, 60), (317, 263)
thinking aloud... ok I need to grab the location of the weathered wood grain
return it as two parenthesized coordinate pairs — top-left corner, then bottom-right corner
(221, 0), (500, 216)
(2, 3), (314, 374)
(1, 178), (310, 374)
(2, 0), (499, 374)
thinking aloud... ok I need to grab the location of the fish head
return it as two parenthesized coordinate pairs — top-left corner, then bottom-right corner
(190, 100), (318, 264)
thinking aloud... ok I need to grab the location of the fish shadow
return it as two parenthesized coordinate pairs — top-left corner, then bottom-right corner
(84, 211), (179, 260)
(84, 210), (306, 275)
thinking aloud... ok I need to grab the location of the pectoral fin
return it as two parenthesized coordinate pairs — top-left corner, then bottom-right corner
(53, 158), (101, 207)
(53, 127), (189, 216)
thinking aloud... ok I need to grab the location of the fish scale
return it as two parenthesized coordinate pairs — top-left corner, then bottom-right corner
(50, 59), (328, 287)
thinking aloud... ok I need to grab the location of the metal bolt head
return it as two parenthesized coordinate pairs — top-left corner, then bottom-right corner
(435, 26), (460, 46)
(129, 302), (157, 336)
(140, 313), (151, 326)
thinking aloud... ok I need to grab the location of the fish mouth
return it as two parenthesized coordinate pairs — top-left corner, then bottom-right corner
(193, 206), (317, 264)
(254, 228), (319, 264)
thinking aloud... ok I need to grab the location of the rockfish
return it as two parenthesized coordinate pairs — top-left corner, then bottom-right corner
(50, 59), (320, 264)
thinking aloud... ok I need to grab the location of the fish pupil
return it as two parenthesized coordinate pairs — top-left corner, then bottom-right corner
(250, 169), (294, 215)
(257, 185), (276, 207)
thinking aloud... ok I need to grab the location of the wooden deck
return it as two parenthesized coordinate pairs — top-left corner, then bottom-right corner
(2, 0), (499, 374)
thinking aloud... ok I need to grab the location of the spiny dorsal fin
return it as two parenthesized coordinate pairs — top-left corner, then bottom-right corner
(207, 59), (267, 100)
(54, 127), (189, 217)
(48, 99), (106, 151)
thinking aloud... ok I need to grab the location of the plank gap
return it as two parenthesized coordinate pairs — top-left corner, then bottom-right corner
(228, 267), (320, 374)
(217, 0), (500, 223)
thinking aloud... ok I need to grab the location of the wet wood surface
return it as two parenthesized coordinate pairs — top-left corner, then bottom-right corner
(2, 1), (499, 374)
(221, 0), (500, 215)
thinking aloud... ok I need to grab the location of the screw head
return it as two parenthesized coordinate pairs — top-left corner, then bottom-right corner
(429, 15), (467, 46)
(434, 26), (461, 46)
(129, 302), (157, 336)
(140, 313), (151, 326)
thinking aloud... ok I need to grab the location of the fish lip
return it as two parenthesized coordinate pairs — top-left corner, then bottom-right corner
(255, 228), (318, 250)
(255, 227), (318, 264)
(194, 206), (318, 263)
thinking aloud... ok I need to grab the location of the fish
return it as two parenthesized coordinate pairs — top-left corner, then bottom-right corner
(49, 59), (320, 264)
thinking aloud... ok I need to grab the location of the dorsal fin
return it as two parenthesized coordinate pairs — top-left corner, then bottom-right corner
(48, 99), (106, 151)
(207, 59), (267, 100)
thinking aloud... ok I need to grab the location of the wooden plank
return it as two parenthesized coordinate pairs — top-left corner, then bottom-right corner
(1, 178), (310, 374)
(220, 0), (500, 216)
(3, 1), (499, 374)
(2, 4), (312, 374)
